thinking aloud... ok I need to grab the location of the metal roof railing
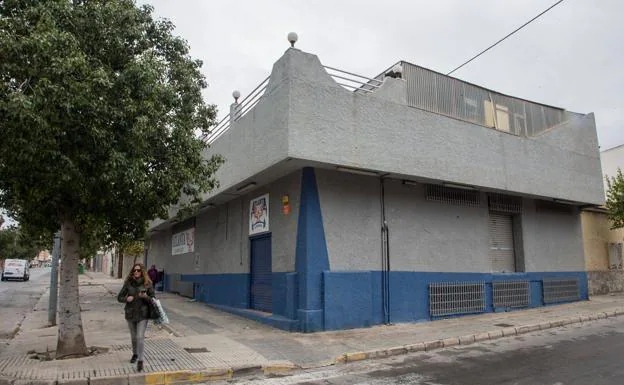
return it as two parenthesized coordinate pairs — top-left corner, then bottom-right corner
(204, 66), (383, 145)
(323, 65), (383, 92)
(204, 76), (270, 144)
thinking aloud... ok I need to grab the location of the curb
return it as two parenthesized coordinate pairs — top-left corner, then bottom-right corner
(0, 363), (299, 385)
(335, 309), (624, 364)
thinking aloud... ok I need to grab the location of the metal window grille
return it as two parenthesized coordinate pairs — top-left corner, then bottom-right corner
(493, 281), (530, 308)
(488, 194), (523, 214)
(425, 185), (481, 207)
(543, 278), (580, 304)
(429, 281), (486, 317)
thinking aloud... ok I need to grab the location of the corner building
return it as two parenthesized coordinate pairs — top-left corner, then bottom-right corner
(146, 46), (605, 332)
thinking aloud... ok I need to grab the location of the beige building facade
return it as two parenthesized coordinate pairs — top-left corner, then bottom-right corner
(583, 144), (624, 294)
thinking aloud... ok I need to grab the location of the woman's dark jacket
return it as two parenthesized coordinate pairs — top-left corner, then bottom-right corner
(117, 277), (155, 322)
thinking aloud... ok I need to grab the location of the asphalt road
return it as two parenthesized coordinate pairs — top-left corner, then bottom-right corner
(0, 267), (50, 354)
(232, 316), (624, 385)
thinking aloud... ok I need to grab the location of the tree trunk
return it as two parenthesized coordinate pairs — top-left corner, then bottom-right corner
(56, 218), (89, 358)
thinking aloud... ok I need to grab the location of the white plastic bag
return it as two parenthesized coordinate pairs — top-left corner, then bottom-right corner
(151, 298), (170, 325)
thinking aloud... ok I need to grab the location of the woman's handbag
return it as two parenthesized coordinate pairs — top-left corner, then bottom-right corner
(150, 298), (169, 325)
(147, 298), (160, 320)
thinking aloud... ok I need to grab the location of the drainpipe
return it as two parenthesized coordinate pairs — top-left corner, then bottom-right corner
(380, 177), (391, 325)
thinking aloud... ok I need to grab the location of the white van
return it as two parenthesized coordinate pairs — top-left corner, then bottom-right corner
(1, 259), (30, 281)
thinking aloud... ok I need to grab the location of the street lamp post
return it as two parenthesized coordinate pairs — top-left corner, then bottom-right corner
(48, 231), (61, 326)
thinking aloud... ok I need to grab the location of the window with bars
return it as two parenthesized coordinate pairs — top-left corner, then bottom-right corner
(425, 185), (481, 207)
(488, 193), (523, 214)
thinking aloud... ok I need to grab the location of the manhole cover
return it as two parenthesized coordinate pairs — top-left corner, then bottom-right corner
(184, 348), (209, 353)
(494, 323), (514, 328)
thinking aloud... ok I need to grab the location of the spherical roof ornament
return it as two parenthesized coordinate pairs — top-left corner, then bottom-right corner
(232, 90), (241, 103)
(287, 32), (298, 48)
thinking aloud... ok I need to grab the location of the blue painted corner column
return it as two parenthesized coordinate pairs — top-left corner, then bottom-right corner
(295, 167), (330, 332)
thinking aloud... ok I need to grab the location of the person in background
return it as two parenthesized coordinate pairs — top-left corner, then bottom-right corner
(117, 263), (154, 372)
(148, 265), (158, 285)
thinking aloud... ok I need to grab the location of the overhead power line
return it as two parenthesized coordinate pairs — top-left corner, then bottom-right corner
(447, 0), (565, 76)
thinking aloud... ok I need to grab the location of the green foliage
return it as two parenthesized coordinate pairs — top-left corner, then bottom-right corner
(0, 226), (42, 261)
(119, 239), (144, 257)
(606, 168), (624, 230)
(0, 0), (223, 249)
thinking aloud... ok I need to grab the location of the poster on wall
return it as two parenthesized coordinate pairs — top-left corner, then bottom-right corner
(171, 228), (195, 255)
(249, 193), (270, 235)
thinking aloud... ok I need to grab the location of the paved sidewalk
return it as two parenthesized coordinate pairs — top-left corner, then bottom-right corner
(1, 272), (624, 385)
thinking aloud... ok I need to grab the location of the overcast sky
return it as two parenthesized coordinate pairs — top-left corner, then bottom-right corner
(3, 0), (624, 228)
(138, 0), (623, 151)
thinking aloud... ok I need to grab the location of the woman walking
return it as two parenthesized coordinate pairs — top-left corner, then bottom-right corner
(117, 263), (154, 372)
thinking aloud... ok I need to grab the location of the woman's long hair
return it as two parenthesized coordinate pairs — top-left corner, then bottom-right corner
(126, 262), (153, 286)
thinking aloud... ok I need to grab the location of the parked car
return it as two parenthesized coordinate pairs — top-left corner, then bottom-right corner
(1, 259), (30, 281)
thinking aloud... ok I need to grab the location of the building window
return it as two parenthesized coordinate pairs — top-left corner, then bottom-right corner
(425, 184), (481, 207)
(484, 100), (511, 132)
(488, 193), (522, 214)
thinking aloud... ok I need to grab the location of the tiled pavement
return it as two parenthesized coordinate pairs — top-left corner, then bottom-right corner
(1, 272), (624, 384)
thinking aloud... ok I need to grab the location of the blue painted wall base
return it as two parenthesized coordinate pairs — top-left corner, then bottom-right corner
(322, 270), (589, 330)
(297, 309), (324, 332)
(165, 271), (587, 332)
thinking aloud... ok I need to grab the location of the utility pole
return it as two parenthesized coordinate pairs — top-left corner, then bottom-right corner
(48, 231), (61, 326)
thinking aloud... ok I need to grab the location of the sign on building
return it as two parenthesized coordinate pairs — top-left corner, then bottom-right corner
(249, 194), (270, 235)
(172, 228), (195, 255)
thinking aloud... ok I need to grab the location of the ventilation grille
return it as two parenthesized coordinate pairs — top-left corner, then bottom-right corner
(425, 185), (481, 207)
(493, 281), (530, 308)
(488, 194), (523, 214)
(543, 278), (580, 304)
(429, 281), (486, 317)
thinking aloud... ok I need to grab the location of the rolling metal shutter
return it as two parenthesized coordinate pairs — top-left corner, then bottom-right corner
(250, 235), (272, 312)
(489, 213), (515, 273)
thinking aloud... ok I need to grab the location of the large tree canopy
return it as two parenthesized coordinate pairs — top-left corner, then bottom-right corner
(0, 0), (222, 357)
(606, 168), (624, 230)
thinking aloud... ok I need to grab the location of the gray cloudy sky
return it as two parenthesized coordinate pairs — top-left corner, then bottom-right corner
(2, 1), (623, 228)
(139, 0), (623, 150)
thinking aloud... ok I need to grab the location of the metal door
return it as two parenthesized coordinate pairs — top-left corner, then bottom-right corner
(488, 213), (515, 272)
(250, 234), (272, 312)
